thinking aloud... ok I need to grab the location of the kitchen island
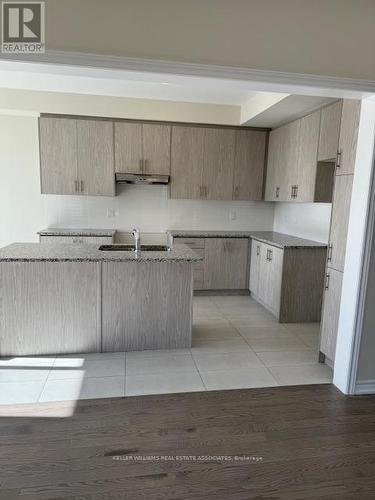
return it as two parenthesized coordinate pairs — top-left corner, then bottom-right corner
(0, 243), (201, 356)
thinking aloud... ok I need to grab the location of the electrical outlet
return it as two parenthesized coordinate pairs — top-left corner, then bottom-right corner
(107, 208), (116, 218)
(230, 210), (237, 221)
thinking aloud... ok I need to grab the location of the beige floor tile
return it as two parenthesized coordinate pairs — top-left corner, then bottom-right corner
(39, 376), (125, 402)
(246, 336), (309, 353)
(257, 349), (319, 367)
(126, 371), (204, 396)
(234, 325), (295, 339)
(200, 366), (278, 391)
(297, 333), (321, 349)
(268, 364), (333, 386)
(126, 353), (195, 375)
(49, 358), (125, 380)
(283, 323), (320, 335)
(192, 350), (263, 372)
(190, 338), (251, 354)
(0, 381), (45, 405)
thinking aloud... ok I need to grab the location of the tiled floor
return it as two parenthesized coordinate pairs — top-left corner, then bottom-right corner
(0, 296), (332, 405)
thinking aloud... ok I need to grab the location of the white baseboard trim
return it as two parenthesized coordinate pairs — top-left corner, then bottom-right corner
(355, 380), (375, 394)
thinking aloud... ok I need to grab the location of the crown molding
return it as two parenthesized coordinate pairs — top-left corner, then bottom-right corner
(1, 50), (375, 97)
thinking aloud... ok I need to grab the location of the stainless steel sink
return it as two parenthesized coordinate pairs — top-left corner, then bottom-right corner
(98, 244), (171, 252)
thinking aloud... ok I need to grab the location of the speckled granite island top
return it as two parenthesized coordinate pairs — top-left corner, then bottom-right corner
(168, 230), (326, 249)
(0, 243), (202, 262)
(38, 228), (116, 237)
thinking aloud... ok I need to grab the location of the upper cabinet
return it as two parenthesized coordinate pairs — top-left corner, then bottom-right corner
(337, 100), (361, 175)
(233, 130), (267, 201)
(39, 117), (115, 197)
(114, 122), (171, 175)
(170, 125), (267, 201)
(318, 100), (342, 161)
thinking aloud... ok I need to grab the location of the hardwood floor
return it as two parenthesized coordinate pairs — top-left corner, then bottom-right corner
(1, 384), (375, 499)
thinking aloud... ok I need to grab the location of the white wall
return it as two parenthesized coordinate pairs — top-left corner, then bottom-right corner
(273, 203), (332, 243)
(0, 115), (274, 248)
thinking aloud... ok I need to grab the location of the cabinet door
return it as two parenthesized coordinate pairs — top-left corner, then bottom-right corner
(170, 126), (204, 199)
(328, 174), (353, 272)
(249, 239), (262, 295)
(204, 238), (248, 289)
(77, 120), (115, 196)
(265, 127), (283, 201)
(337, 100), (361, 175)
(318, 101), (342, 161)
(39, 117), (78, 195)
(259, 244), (283, 315)
(142, 124), (171, 175)
(281, 120), (300, 201)
(114, 122), (143, 174)
(202, 128), (235, 200)
(233, 130), (266, 201)
(320, 267), (343, 361)
(296, 111), (320, 202)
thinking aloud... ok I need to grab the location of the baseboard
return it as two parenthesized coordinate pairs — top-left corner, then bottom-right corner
(355, 380), (375, 394)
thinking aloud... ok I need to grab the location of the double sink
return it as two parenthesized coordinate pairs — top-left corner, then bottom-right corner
(99, 244), (171, 252)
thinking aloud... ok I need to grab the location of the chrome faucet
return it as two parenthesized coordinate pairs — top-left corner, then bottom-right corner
(131, 228), (141, 253)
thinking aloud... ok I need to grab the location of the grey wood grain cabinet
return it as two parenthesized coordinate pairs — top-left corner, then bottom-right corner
(233, 130), (267, 201)
(39, 117), (78, 195)
(204, 238), (249, 289)
(0, 262), (100, 356)
(170, 126), (205, 199)
(102, 261), (192, 351)
(115, 122), (171, 175)
(264, 125), (283, 201)
(337, 99), (361, 175)
(39, 116), (115, 196)
(250, 240), (326, 322)
(249, 239), (261, 295)
(77, 120), (115, 196)
(171, 125), (266, 201)
(327, 174), (354, 272)
(318, 101), (342, 161)
(320, 267), (343, 361)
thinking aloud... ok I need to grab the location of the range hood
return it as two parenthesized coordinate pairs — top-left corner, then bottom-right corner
(115, 173), (170, 185)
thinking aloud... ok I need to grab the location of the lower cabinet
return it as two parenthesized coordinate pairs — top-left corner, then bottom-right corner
(174, 237), (249, 290)
(250, 240), (327, 322)
(319, 267), (343, 361)
(258, 243), (283, 317)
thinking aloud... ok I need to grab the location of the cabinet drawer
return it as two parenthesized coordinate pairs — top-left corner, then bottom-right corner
(40, 235), (113, 245)
(174, 237), (205, 249)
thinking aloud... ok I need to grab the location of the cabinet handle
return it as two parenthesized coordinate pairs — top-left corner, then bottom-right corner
(234, 186), (239, 198)
(204, 186), (208, 198)
(336, 150), (342, 171)
(275, 186), (280, 199)
(74, 180), (78, 193)
(268, 249), (273, 261)
(80, 180), (84, 193)
(291, 185), (295, 199)
(294, 185), (298, 199)
(139, 159), (143, 171)
(256, 245), (260, 256)
(327, 244), (333, 262)
(325, 273), (330, 290)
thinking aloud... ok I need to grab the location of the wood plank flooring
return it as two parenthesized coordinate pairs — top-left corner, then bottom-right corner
(1, 384), (375, 499)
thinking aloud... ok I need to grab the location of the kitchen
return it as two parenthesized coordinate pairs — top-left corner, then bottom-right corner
(0, 95), (360, 403)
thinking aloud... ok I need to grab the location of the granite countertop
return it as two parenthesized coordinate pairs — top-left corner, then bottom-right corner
(0, 243), (202, 263)
(168, 230), (326, 249)
(38, 228), (117, 237)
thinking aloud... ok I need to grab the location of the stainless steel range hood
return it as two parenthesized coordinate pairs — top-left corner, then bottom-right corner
(115, 173), (170, 185)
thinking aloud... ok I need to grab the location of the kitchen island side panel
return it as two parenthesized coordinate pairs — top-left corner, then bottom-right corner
(101, 261), (193, 352)
(0, 262), (100, 356)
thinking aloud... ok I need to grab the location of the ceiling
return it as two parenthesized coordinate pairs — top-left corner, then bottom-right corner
(0, 58), (342, 127)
